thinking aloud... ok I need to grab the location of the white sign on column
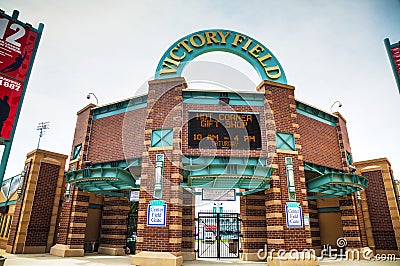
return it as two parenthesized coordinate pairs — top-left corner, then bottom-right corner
(285, 204), (303, 228)
(147, 204), (167, 226)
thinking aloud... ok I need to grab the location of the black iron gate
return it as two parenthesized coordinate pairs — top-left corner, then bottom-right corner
(196, 212), (240, 259)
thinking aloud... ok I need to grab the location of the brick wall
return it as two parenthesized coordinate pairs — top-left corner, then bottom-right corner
(298, 114), (342, 169)
(88, 108), (146, 163)
(24, 163), (59, 247)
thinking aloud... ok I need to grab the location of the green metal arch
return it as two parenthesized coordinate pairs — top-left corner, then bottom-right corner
(155, 29), (287, 84)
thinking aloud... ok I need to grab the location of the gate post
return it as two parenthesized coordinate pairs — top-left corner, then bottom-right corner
(240, 191), (267, 261)
(182, 189), (195, 260)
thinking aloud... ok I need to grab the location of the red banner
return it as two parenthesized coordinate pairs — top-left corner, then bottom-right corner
(0, 14), (38, 140)
(390, 46), (400, 78)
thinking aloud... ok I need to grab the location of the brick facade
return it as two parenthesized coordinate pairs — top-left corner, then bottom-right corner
(42, 76), (399, 262)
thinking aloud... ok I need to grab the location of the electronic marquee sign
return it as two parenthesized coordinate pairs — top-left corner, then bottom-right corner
(188, 111), (261, 150)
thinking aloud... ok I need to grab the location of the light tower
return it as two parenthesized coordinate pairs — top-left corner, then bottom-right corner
(36, 121), (50, 149)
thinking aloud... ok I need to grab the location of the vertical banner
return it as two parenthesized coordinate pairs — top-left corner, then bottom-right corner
(0, 12), (40, 140)
(0, 10), (43, 186)
(384, 38), (400, 94)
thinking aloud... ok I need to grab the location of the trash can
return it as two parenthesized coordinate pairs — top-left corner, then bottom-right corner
(127, 236), (136, 254)
(228, 238), (238, 253)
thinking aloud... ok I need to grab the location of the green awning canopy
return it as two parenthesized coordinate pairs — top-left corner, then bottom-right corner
(306, 172), (368, 199)
(181, 156), (274, 196)
(65, 167), (138, 197)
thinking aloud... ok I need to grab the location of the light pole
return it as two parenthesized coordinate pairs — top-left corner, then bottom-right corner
(36, 121), (49, 149)
(87, 92), (99, 105)
(330, 101), (342, 113)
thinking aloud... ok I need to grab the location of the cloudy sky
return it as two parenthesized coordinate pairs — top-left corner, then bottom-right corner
(1, 0), (399, 181)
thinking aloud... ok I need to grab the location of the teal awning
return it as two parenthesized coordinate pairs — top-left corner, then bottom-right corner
(65, 167), (138, 197)
(306, 172), (368, 199)
(181, 156), (274, 196)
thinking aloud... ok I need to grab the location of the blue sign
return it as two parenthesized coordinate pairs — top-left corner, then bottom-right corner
(285, 204), (303, 228)
(147, 204), (167, 227)
(155, 29), (287, 84)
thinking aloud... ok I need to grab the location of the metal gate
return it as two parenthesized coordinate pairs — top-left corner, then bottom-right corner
(196, 212), (240, 259)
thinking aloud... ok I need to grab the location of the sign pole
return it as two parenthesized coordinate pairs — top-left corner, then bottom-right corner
(0, 10), (44, 186)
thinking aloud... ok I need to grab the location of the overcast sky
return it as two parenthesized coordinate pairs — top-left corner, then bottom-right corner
(1, 0), (400, 181)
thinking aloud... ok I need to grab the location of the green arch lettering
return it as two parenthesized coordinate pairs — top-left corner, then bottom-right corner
(155, 29), (287, 84)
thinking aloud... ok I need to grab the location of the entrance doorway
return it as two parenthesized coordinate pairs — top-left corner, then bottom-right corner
(196, 212), (240, 259)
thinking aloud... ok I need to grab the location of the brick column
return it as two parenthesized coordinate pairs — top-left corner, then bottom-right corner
(181, 190), (195, 260)
(265, 184), (285, 250)
(339, 196), (362, 248)
(258, 81), (312, 253)
(98, 196), (130, 255)
(334, 112), (366, 250)
(50, 103), (95, 257)
(133, 77), (186, 266)
(240, 191), (266, 261)
(6, 150), (67, 254)
(50, 187), (90, 257)
(355, 158), (400, 256)
(308, 199), (321, 250)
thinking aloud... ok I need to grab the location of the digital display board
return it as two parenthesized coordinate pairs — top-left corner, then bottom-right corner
(188, 111), (261, 150)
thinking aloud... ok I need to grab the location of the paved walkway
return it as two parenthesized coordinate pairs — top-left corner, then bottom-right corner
(0, 251), (398, 265)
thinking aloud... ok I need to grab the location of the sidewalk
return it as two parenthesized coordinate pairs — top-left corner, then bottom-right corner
(0, 251), (398, 266)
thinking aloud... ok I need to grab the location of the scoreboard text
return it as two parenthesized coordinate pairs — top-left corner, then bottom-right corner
(188, 111), (261, 150)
